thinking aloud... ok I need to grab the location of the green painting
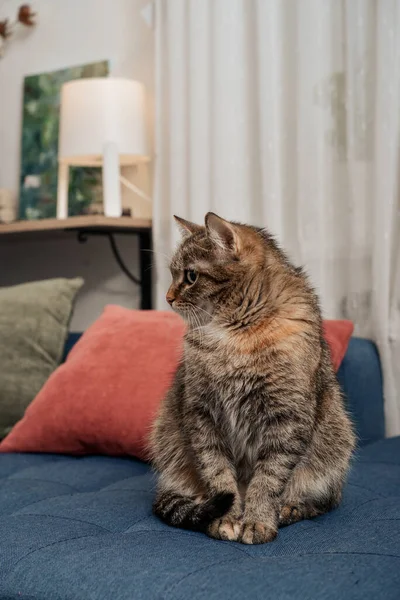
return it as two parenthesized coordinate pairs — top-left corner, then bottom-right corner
(19, 60), (109, 220)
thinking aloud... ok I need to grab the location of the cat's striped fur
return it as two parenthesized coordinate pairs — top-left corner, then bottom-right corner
(150, 213), (355, 544)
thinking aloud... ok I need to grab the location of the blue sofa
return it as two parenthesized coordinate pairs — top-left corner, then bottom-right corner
(1, 336), (399, 600)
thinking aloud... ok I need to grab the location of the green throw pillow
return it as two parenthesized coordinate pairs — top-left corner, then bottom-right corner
(0, 277), (83, 439)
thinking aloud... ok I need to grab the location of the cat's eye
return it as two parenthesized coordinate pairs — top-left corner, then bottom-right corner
(185, 269), (198, 285)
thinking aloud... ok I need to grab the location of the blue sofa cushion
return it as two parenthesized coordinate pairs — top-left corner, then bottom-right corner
(1, 437), (399, 599)
(337, 338), (385, 445)
(62, 332), (82, 362)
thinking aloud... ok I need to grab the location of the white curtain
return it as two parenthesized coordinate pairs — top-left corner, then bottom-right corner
(153, 0), (400, 435)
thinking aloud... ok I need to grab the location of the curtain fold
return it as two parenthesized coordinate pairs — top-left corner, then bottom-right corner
(154, 0), (400, 434)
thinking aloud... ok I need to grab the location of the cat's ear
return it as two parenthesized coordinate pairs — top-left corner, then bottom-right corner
(205, 212), (240, 253)
(174, 216), (202, 238)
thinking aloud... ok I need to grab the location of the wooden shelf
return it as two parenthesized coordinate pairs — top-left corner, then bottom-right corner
(0, 215), (152, 236)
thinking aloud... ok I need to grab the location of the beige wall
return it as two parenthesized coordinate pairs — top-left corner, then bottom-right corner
(0, 0), (154, 330)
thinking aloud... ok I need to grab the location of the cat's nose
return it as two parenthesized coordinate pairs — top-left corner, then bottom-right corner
(166, 292), (175, 305)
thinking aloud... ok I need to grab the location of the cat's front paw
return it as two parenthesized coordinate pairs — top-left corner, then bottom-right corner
(240, 520), (277, 545)
(208, 515), (242, 541)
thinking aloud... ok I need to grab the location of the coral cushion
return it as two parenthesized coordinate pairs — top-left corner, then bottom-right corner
(0, 307), (353, 460)
(323, 319), (354, 371)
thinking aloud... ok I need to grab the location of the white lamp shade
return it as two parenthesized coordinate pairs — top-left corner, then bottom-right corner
(58, 78), (149, 166)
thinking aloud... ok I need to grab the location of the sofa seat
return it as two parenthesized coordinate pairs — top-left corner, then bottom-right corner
(1, 436), (400, 600)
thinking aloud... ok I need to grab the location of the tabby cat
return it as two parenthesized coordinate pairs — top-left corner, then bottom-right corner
(150, 213), (355, 544)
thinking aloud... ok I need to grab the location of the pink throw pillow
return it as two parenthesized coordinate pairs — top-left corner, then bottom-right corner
(0, 306), (353, 460)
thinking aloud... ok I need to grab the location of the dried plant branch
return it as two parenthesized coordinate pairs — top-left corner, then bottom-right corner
(0, 4), (37, 57)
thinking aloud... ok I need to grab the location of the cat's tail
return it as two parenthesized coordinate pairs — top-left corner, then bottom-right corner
(153, 490), (234, 532)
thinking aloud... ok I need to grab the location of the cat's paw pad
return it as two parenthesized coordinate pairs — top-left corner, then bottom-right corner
(240, 521), (277, 545)
(278, 505), (300, 526)
(208, 516), (242, 541)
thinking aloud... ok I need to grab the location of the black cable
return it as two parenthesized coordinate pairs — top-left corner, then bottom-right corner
(77, 230), (141, 286)
(107, 233), (141, 285)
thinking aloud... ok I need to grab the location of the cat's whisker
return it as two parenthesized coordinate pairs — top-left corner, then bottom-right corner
(145, 248), (172, 262)
(190, 306), (201, 332)
(186, 305), (196, 329)
(189, 306), (205, 342)
(192, 304), (213, 320)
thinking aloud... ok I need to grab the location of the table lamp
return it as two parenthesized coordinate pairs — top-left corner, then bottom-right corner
(57, 78), (150, 219)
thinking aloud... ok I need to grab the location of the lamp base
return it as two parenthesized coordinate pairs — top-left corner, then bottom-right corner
(57, 163), (69, 219)
(103, 142), (122, 218)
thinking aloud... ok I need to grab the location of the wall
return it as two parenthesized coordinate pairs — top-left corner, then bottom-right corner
(0, 0), (154, 330)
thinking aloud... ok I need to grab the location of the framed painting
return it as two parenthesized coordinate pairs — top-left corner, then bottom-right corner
(19, 60), (109, 220)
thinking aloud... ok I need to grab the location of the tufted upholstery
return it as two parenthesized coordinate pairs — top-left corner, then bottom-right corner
(0, 337), (395, 599)
(1, 438), (400, 599)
